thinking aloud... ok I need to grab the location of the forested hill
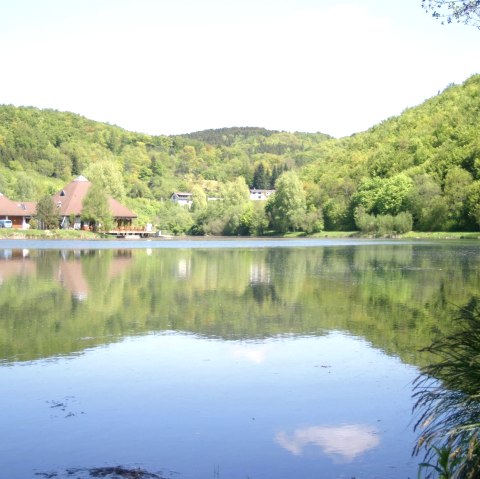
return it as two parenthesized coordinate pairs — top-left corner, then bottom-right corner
(178, 127), (280, 146)
(300, 74), (480, 230)
(0, 73), (479, 233)
(178, 127), (332, 146)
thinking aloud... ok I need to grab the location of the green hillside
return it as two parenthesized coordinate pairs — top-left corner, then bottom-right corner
(0, 74), (479, 234)
(302, 75), (480, 230)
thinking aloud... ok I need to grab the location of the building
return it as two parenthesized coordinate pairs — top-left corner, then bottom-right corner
(52, 175), (137, 229)
(0, 193), (36, 229)
(171, 192), (193, 208)
(249, 189), (275, 201)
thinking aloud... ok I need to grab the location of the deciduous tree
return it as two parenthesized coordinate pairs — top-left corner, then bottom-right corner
(422, 0), (480, 28)
(191, 185), (207, 212)
(466, 181), (480, 228)
(81, 183), (113, 232)
(444, 167), (473, 229)
(266, 171), (306, 233)
(84, 161), (126, 200)
(407, 174), (447, 231)
(35, 195), (59, 230)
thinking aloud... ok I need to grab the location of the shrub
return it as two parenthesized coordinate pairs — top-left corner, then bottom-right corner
(376, 214), (395, 236)
(354, 206), (377, 234)
(28, 218), (39, 229)
(355, 207), (413, 236)
(394, 212), (413, 234)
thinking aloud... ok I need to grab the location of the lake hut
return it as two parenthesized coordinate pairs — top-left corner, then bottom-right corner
(53, 175), (137, 231)
(0, 193), (36, 229)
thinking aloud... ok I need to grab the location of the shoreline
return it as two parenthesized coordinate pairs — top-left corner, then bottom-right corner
(0, 230), (479, 241)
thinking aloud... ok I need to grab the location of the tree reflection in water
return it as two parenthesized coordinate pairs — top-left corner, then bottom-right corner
(413, 297), (480, 479)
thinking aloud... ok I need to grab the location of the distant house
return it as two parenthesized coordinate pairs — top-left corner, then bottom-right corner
(0, 193), (36, 229)
(249, 189), (275, 201)
(171, 192), (193, 208)
(52, 175), (137, 229)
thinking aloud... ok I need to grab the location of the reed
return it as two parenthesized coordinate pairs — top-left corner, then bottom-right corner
(413, 297), (480, 478)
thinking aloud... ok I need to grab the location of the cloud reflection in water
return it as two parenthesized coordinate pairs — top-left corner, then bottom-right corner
(276, 424), (380, 462)
(231, 345), (270, 363)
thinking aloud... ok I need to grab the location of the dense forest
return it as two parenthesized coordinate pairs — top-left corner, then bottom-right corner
(0, 74), (479, 234)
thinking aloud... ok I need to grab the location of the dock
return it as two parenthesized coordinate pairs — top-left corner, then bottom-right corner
(107, 228), (159, 239)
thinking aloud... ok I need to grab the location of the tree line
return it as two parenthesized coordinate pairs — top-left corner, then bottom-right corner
(1, 74), (480, 235)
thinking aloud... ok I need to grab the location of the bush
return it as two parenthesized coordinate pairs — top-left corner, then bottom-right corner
(354, 206), (377, 234)
(239, 203), (269, 236)
(354, 207), (413, 236)
(302, 208), (324, 234)
(376, 214), (395, 236)
(394, 212), (413, 234)
(28, 218), (39, 229)
(156, 201), (194, 235)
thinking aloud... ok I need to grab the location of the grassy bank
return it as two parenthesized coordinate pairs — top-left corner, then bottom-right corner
(292, 231), (480, 240)
(0, 229), (104, 240)
(400, 231), (480, 240)
(0, 229), (479, 241)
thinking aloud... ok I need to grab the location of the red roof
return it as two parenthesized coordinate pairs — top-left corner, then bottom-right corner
(107, 197), (137, 219)
(0, 194), (36, 216)
(52, 176), (137, 219)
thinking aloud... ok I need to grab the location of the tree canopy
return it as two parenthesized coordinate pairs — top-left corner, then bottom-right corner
(266, 171), (307, 233)
(81, 183), (113, 232)
(422, 0), (480, 28)
(35, 195), (59, 230)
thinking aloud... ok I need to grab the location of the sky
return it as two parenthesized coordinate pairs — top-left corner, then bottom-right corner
(0, 0), (478, 138)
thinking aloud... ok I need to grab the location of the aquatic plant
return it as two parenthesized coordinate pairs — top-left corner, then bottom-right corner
(413, 297), (480, 478)
(417, 445), (461, 479)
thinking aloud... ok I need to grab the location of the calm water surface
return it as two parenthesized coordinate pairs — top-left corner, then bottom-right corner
(1, 239), (479, 479)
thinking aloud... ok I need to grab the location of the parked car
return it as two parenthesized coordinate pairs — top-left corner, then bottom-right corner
(0, 219), (13, 228)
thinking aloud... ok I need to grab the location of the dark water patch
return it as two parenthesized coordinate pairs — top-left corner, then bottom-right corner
(35, 466), (171, 479)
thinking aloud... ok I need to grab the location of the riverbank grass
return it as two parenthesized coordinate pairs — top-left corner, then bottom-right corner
(400, 231), (480, 240)
(0, 229), (479, 240)
(0, 229), (103, 239)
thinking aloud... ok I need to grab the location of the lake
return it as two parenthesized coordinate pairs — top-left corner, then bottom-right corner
(1, 238), (479, 479)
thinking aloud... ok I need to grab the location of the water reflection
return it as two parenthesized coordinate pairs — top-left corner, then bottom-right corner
(0, 331), (418, 479)
(56, 250), (133, 301)
(276, 424), (380, 461)
(0, 242), (479, 365)
(57, 258), (90, 301)
(3, 241), (474, 479)
(0, 248), (35, 284)
(249, 261), (271, 284)
(231, 344), (271, 363)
